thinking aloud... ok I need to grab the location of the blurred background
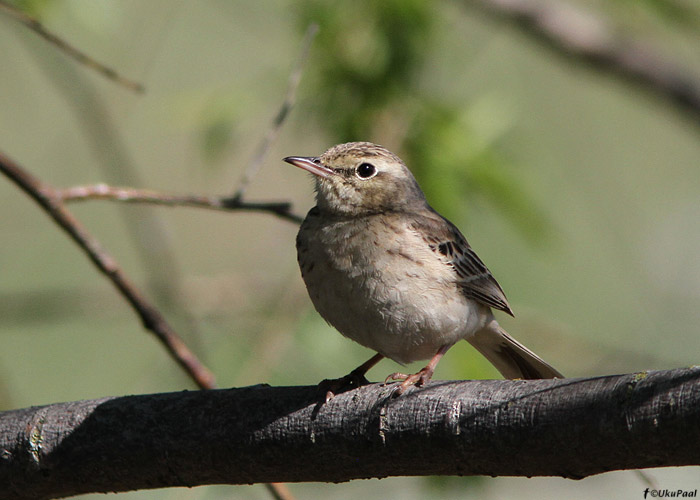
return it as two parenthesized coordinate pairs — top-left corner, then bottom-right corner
(1, 0), (699, 498)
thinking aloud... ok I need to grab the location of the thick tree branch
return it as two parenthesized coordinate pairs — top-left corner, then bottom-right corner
(1, 368), (699, 499)
(466, 0), (700, 127)
(1, 151), (300, 499)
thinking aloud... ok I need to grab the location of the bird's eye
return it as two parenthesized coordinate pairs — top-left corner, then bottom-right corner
(356, 162), (377, 179)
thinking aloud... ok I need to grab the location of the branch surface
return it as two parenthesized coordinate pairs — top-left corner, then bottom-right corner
(2, 368), (699, 499)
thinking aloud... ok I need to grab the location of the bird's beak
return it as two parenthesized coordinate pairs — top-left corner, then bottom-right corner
(283, 156), (334, 178)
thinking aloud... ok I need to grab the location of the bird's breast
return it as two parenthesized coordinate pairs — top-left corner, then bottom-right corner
(296, 213), (489, 363)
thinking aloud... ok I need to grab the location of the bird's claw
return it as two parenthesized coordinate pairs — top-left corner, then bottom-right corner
(384, 372), (409, 384)
(317, 370), (371, 401)
(384, 368), (434, 396)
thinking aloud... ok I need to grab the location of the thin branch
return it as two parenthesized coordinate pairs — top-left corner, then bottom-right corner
(466, 0), (700, 126)
(232, 22), (319, 199)
(265, 483), (295, 500)
(2, 368), (699, 499)
(57, 183), (304, 224)
(0, 0), (144, 93)
(13, 17), (214, 373)
(0, 151), (215, 389)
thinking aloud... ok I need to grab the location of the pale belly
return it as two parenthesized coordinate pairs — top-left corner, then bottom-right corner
(297, 214), (491, 364)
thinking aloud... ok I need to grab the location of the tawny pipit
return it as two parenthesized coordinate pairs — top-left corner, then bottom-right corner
(285, 142), (562, 397)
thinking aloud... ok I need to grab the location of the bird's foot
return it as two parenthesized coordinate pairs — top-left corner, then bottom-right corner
(317, 370), (371, 402)
(384, 366), (435, 396)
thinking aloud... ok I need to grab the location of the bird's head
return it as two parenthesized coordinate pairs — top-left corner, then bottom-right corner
(284, 142), (426, 216)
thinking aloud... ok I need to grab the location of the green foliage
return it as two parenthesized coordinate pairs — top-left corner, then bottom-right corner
(296, 0), (434, 140)
(296, 0), (551, 240)
(8, 0), (54, 17)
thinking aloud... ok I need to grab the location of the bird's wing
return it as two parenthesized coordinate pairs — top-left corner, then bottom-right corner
(410, 210), (514, 316)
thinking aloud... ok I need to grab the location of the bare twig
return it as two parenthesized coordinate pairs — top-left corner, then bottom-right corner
(58, 183), (304, 224)
(265, 483), (295, 500)
(13, 20), (210, 366)
(0, 0), (144, 93)
(2, 162), (301, 500)
(466, 0), (700, 126)
(232, 23), (319, 199)
(0, 151), (215, 389)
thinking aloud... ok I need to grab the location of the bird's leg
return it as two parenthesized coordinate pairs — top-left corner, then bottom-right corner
(385, 343), (453, 396)
(318, 353), (384, 402)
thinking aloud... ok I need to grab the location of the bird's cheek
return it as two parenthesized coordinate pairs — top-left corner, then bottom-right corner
(333, 183), (359, 205)
(316, 181), (337, 203)
(365, 189), (392, 211)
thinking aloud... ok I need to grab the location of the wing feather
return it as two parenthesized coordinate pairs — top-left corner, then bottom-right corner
(410, 209), (514, 316)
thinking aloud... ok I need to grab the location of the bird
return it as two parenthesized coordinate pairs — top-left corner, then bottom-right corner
(284, 142), (562, 398)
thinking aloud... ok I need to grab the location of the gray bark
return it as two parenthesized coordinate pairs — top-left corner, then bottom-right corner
(1, 368), (699, 499)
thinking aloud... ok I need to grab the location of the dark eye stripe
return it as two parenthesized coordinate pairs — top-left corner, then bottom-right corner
(332, 168), (354, 177)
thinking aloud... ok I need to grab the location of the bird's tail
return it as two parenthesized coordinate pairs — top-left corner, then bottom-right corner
(467, 319), (563, 379)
